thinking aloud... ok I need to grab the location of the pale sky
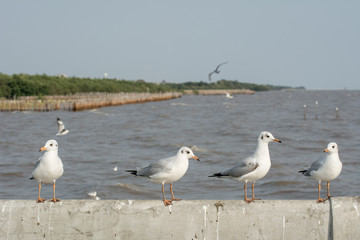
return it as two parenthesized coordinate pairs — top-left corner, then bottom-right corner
(1, 1), (359, 89)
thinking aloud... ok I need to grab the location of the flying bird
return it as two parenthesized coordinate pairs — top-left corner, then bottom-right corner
(299, 142), (342, 203)
(225, 92), (233, 99)
(208, 62), (228, 81)
(56, 117), (69, 136)
(30, 139), (64, 203)
(126, 147), (199, 206)
(209, 131), (281, 203)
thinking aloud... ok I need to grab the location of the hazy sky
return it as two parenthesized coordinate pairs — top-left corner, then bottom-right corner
(1, 1), (359, 89)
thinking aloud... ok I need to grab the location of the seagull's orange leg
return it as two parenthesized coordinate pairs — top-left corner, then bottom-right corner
(36, 183), (46, 203)
(170, 184), (182, 201)
(49, 180), (61, 203)
(316, 182), (326, 203)
(162, 184), (172, 206)
(325, 181), (332, 200)
(244, 182), (253, 203)
(251, 182), (261, 201)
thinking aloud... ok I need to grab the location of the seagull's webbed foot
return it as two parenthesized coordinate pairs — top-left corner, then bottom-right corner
(252, 197), (261, 201)
(325, 195), (332, 200)
(36, 198), (46, 203)
(245, 198), (254, 204)
(163, 200), (172, 206)
(171, 198), (182, 201)
(49, 198), (61, 203)
(316, 198), (326, 203)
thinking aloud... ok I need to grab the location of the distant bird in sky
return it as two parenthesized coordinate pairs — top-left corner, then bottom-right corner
(208, 62), (228, 81)
(56, 117), (69, 136)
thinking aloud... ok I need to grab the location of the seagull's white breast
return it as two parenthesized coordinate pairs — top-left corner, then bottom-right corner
(32, 151), (64, 184)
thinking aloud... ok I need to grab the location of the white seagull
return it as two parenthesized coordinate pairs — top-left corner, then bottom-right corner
(56, 117), (69, 136)
(208, 61), (228, 81)
(209, 131), (281, 203)
(126, 147), (199, 206)
(31, 139), (64, 203)
(225, 92), (233, 99)
(299, 142), (342, 203)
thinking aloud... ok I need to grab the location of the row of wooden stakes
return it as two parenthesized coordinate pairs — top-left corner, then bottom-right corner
(0, 92), (182, 112)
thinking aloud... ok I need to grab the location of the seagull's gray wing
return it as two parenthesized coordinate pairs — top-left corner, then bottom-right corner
(30, 157), (42, 179)
(208, 72), (214, 81)
(57, 119), (65, 132)
(299, 156), (326, 176)
(224, 161), (259, 178)
(215, 61), (228, 71)
(308, 157), (326, 174)
(137, 157), (174, 178)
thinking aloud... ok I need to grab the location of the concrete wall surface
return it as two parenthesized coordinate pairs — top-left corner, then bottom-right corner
(0, 197), (359, 240)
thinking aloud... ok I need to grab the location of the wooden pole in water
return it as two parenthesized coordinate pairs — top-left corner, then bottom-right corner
(336, 107), (339, 119)
(315, 101), (318, 120)
(303, 104), (306, 120)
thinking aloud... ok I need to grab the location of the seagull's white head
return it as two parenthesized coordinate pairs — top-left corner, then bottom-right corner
(324, 142), (338, 153)
(40, 139), (59, 152)
(178, 147), (200, 161)
(258, 131), (281, 144)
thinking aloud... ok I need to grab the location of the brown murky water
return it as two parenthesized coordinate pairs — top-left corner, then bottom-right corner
(1, 90), (359, 201)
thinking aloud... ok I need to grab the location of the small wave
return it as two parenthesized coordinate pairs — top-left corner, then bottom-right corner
(170, 102), (190, 106)
(89, 109), (109, 115)
(117, 183), (142, 194)
(188, 145), (207, 153)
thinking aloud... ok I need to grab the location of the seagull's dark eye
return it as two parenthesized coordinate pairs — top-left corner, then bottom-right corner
(261, 136), (263, 140)
(332, 145), (335, 148)
(186, 151), (190, 154)
(266, 135), (269, 138)
(50, 144), (53, 146)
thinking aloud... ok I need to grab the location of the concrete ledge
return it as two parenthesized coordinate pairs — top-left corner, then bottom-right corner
(1, 197), (359, 240)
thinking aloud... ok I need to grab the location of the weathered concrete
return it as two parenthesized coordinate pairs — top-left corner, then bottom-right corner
(0, 197), (359, 240)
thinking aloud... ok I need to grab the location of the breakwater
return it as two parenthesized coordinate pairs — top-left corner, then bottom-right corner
(0, 92), (182, 112)
(0, 198), (359, 239)
(184, 89), (255, 95)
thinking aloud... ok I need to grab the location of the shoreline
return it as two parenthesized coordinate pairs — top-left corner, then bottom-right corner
(183, 89), (255, 95)
(0, 89), (255, 112)
(0, 92), (182, 112)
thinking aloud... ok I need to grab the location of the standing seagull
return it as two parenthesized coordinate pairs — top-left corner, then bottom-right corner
(126, 147), (199, 206)
(56, 117), (69, 136)
(208, 62), (228, 81)
(299, 142), (342, 203)
(209, 131), (281, 203)
(31, 139), (64, 203)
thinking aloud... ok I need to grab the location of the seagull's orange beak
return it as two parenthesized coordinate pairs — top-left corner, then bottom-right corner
(273, 138), (282, 143)
(39, 147), (47, 152)
(192, 156), (200, 161)
(324, 148), (329, 152)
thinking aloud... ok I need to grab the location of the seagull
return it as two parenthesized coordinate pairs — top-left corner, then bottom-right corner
(225, 92), (233, 99)
(56, 117), (69, 136)
(209, 131), (281, 203)
(126, 147), (199, 206)
(208, 62), (228, 81)
(299, 142), (342, 203)
(30, 139), (64, 203)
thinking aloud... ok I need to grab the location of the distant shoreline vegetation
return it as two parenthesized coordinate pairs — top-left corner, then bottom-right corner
(0, 73), (304, 99)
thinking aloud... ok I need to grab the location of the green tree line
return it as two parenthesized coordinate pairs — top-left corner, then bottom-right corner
(0, 73), (174, 99)
(162, 79), (300, 91)
(0, 73), (302, 99)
